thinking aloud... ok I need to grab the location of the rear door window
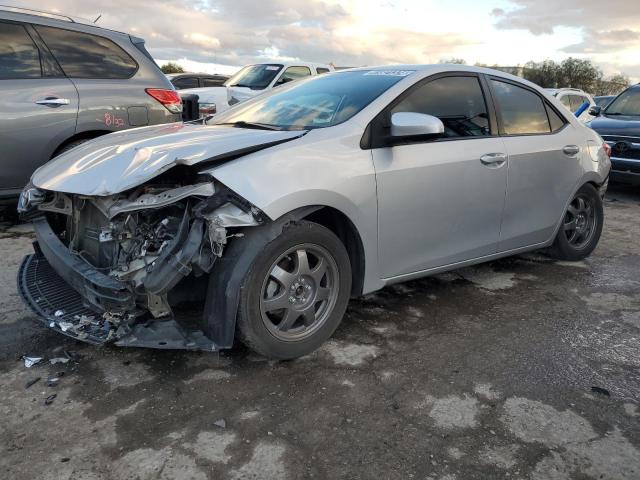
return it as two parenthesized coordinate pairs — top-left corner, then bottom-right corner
(316, 67), (330, 74)
(558, 95), (572, 110)
(391, 75), (491, 137)
(172, 77), (199, 89)
(202, 77), (225, 87)
(279, 66), (312, 83)
(569, 95), (588, 111)
(0, 21), (41, 79)
(491, 80), (551, 135)
(35, 26), (137, 79)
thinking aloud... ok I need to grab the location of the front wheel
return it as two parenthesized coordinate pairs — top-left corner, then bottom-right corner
(236, 221), (352, 359)
(549, 183), (604, 261)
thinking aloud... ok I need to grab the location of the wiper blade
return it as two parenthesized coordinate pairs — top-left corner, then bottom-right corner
(218, 121), (283, 131)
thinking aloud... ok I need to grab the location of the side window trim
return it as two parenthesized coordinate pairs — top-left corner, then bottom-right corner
(486, 75), (563, 137)
(25, 23), (65, 78)
(364, 71), (499, 149)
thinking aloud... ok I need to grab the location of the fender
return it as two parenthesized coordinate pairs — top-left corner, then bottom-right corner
(202, 206), (320, 348)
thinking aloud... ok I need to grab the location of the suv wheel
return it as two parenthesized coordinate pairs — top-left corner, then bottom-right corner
(549, 183), (603, 261)
(237, 221), (351, 359)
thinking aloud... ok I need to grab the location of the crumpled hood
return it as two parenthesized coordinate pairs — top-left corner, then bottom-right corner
(32, 123), (305, 196)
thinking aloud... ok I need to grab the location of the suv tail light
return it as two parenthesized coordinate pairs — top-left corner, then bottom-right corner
(146, 88), (182, 114)
(603, 142), (612, 158)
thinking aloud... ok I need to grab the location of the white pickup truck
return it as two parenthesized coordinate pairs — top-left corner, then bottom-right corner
(181, 61), (334, 116)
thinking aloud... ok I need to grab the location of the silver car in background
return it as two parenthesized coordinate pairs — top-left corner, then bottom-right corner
(17, 65), (611, 359)
(0, 6), (181, 204)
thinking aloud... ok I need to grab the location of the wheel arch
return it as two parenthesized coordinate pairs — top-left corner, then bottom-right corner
(51, 130), (112, 158)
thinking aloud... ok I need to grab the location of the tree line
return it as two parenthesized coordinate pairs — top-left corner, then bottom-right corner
(441, 57), (630, 96)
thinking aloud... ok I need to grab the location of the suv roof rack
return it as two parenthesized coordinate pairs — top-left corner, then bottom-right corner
(0, 5), (89, 23)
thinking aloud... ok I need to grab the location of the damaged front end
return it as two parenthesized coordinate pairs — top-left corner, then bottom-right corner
(18, 171), (265, 351)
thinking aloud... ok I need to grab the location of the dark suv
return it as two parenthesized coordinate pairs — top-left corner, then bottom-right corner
(0, 6), (182, 203)
(589, 84), (640, 185)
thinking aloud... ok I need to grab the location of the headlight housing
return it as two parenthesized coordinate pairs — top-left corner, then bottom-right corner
(17, 183), (44, 214)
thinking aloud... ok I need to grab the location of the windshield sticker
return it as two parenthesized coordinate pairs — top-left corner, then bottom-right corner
(364, 70), (414, 77)
(266, 66), (280, 70)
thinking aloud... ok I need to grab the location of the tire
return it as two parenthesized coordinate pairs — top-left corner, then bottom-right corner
(236, 221), (352, 359)
(548, 183), (603, 261)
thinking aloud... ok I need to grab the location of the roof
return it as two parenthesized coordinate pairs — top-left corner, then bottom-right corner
(0, 5), (130, 37)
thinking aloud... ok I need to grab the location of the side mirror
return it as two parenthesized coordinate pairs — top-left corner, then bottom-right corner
(275, 77), (293, 86)
(390, 112), (444, 138)
(589, 106), (601, 116)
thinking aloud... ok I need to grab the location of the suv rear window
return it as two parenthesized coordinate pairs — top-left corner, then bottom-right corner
(0, 22), (41, 79)
(35, 26), (137, 79)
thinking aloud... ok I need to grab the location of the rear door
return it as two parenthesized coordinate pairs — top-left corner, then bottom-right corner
(489, 78), (583, 251)
(371, 74), (508, 278)
(34, 24), (169, 131)
(0, 20), (78, 195)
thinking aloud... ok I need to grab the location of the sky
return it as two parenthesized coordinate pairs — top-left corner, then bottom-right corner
(7, 0), (640, 80)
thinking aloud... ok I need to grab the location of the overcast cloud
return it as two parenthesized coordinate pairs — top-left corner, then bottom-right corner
(4, 0), (639, 79)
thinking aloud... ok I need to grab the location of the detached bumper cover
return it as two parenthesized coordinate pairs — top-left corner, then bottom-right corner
(18, 250), (120, 344)
(18, 218), (217, 351)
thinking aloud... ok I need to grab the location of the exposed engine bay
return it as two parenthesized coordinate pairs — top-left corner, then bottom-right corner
(18, 169), (266, 351)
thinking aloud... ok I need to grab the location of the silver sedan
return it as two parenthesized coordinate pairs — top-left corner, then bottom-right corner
(18, 65), (611, 359)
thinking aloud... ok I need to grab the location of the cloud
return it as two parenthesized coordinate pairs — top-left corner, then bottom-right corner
(493, 0), (640, 35)
(562, 29), (640, 54)
(5, 0), (475, 67)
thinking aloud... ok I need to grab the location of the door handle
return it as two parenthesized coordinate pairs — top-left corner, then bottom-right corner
(563, 145), (580, 156)
(480, 153), (507, 168)
(35, 97), (70, 107)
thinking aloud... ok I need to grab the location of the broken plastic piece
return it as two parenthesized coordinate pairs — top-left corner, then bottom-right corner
(25, 377), (41, 389)
(44, 394), (57, 405)
(57, 322), (74, 332)
(23, 356), (43, 368)
(213, 419), (226, 429)
(54, 310), (64, 317)
(50, 357), (70, 365)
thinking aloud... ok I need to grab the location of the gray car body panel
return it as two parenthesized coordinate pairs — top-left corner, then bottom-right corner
(0, 9), (180, 199)
(26, 64), (610, 295)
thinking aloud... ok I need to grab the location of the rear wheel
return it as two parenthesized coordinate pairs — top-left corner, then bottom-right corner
(549, 183), (603, 261)
(237, 221), (351, 359)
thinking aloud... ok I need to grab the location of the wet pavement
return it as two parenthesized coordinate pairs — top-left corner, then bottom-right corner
(0, 185), (638, 480)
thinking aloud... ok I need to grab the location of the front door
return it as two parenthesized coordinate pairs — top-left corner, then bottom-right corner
(371, 74), (508, 278)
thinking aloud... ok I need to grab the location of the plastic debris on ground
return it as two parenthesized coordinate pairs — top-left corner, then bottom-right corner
(591, 386), (611, 397)
(44, 394), (57, 405)
(23, 356), (43, 368)
(213, 419), (226, 428)
(25, 377), (41, 389)
(50, 357), (70, 365)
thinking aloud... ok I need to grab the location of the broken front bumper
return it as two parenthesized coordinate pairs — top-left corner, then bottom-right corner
(18, 218), (216, 351)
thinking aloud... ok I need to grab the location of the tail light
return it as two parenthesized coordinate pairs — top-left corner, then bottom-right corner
(603, 142), (612, 158)
(146, 88), (182, 114)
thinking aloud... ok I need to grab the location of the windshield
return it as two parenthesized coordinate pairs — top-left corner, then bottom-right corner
(605, 87), (640, 116)
(210, 70), (413, 130)
(224, 64), (283, 90)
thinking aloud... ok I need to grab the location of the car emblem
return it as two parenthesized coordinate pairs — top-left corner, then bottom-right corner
(614, 141), (630, 153)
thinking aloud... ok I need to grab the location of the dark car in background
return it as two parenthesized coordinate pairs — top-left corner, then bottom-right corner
(594, 95), (615, 109)
(589, 84), (640, 185)
(0, 6), (182, 204)
(167, 73), (229, 89)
